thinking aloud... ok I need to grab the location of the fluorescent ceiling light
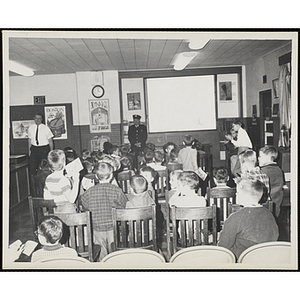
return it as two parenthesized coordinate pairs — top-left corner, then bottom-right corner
(173, 52), (197, 71)
(8, 60), (34, 76)
(188, 38), (210, 50)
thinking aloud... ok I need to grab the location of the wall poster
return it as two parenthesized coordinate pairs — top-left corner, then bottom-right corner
(89, 99), (111, 133)
(12, 120), (35, 139)
(219, 81), (234, 101)
(44, 105), (67, 139)
(127, 92), (141, 110)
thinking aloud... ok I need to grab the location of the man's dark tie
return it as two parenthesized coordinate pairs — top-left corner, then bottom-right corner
(35, 125), (39, 145)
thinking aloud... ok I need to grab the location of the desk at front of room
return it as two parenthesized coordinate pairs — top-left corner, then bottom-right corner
(9, 154), (30, 211)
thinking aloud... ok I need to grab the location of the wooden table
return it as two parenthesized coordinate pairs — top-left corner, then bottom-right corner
(10, 157), (30, 210)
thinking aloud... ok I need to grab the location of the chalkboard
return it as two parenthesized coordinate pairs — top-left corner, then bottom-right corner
(10, 103), (74, 155)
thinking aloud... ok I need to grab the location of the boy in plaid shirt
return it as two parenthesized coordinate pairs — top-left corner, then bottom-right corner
(80, 162), (128, 261)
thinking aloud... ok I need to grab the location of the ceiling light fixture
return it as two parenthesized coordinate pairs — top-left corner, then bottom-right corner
(173, 52), (197, 71)
(188, 38), (210, 50)
(8, 60), (34, 77)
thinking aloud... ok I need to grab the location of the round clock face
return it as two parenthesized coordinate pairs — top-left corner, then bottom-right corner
(92, 85), (105, 98)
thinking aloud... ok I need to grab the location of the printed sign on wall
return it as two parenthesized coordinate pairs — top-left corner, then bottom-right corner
(44, 105), (67, 139)
(89, 99), (111, 133)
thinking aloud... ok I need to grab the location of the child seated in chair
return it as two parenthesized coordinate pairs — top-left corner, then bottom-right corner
(162, 142), (177, 166)
(31, 215), (78, 262)
(126, 175), (155, 208)
(168, 169), (183, 199)
(44, 149), (80, 213)
(218, 177), (279, 260)
(35, 159), (52, 197)
(119, 156), (135, 175)
(139, 165), (156, 200)
(211, 167), (231, 188)
(178, 135), (198, 172)
(169, 171), (206, 207)
(258, 146), (285, 217)
(239, 149), (270, 203)
(80, 162), (128, 261)
(80, 157), (97, 195)
(81, 149), (91, 160)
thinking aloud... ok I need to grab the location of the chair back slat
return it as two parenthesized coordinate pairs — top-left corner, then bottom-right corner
(54, 211), (93, 262)
(136, 221), (142, 246)
(195, 220), (201, 245)
(143, 220), (150, 246)
(154, 169), (169, 199)
(207, 187), (236, 230)
(117, 171), (134, 194)
(171, 205), (217, 254)
(112, 205), (157, 251)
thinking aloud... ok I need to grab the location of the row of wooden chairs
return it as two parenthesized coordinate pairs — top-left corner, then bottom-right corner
(28, 196), (218, 262)
(28, 189), (275, 263)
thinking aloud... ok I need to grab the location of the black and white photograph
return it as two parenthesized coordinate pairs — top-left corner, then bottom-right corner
(2, 29), (298, 271)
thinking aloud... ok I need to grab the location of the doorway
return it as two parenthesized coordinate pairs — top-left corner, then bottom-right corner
(259, 89), (273, 148)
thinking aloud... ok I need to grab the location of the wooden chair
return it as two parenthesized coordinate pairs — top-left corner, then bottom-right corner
(166, 162), (183, 173)
(154, 169), (169, 201)
(169, 245), (236, 265)
(100, 248), (165, 267)
(163, 190), (172, 261)
(171, 204), (217, 254)
(237, 241), (291, 264)
(112, 205), (157, 251)
(28, 195), (57, 235)
(54, 211), (94, 262)
(228, 200), (275, 216)
(206, 187), (236, 230)
(117, 170), (134, 194)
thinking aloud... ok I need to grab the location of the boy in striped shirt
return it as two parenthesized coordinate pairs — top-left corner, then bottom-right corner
(44, 149), (80, 213)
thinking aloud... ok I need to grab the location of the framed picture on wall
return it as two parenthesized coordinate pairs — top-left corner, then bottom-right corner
(44, 105), (67, 139)
(12, 120), (35, 139)
(272, 78), (279, 98)
(127, 92), (141, 110)
(219, 81), (233, 101)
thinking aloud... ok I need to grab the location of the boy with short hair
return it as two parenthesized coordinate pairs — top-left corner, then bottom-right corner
(80, 162), (128, 261)
(168, 169), (183, 199)
(178, 135), (198, 172)
(258, 146), (285, 217)
(80, 157), (97, 195)
(169, 171), (206, 207)
(218, 178), (279, 259)
(239, 149), (270, 201)
(146, 150), (167, 171)
(126, 175), (155, 208)
(225, 120), (252, 177)
(44, 149), (80, 213)
(212, 166), (230, 188)
(139, 165), (156, 199)
(31, 215), (78, 262)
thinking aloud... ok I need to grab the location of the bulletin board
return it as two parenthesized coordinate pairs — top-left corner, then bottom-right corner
(9, 103), (74, 154)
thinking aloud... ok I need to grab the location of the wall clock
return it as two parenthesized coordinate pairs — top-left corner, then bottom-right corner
(92, 85), (105, 98)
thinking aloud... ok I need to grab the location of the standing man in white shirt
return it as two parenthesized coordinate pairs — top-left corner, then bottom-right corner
(225, 120), (253, 177)
(28, 113), (54, 179)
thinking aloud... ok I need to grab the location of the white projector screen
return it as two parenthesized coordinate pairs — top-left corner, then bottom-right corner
(146, 75), (216, 132)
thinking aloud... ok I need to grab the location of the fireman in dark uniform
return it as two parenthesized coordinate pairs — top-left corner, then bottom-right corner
(128, 114), (148, 157)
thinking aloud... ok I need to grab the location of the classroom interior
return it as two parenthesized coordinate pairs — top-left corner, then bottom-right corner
(4, 31), (296, 269)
